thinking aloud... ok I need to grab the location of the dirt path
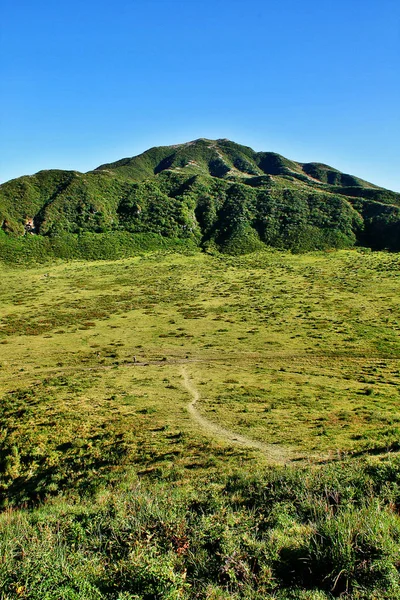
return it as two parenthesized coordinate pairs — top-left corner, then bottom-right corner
(181, 366), (293, 465)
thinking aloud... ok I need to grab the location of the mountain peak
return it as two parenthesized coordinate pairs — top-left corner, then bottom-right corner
(1, 139), (399, 253)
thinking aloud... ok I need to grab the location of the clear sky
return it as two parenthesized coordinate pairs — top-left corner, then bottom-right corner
(1, 0), (399, 190)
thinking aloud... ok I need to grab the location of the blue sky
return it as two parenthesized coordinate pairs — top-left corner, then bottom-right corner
(1, 0), (399, 190)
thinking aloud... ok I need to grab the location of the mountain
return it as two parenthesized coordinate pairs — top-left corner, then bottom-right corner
(1, 138), (399, 254)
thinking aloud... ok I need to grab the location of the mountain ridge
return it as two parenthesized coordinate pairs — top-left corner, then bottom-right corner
(1, 139), (399, 255)
(93, 138), (386, 191)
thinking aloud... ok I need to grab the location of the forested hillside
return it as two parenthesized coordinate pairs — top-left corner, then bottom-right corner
(1, 139), (399, 258)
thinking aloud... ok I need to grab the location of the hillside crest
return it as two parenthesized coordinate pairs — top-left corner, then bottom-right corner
(1, 139), (399, 255)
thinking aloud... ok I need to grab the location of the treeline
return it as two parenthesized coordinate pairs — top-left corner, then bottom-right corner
(0, 231), (198, 264)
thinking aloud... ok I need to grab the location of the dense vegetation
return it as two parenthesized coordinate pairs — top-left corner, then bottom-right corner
(1, 139), (399, 259)
(0, 250), (399, 598)
(2, 459), (400, 599)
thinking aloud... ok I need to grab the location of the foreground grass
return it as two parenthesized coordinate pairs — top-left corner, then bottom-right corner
(1, 459), (400, 599)
(0, 248), (399, 597)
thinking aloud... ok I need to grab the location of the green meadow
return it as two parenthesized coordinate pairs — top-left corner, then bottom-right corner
(0, 248), (400, 599)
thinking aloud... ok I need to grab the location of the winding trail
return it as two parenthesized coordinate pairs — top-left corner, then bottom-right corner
(181, 366), (292, 465)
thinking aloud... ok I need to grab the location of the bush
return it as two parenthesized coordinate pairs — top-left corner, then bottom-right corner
(307, 504), (400, 596)
(0, 232), (199, 265)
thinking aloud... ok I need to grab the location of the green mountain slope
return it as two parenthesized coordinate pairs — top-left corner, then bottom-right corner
(1, 138), (399, 255)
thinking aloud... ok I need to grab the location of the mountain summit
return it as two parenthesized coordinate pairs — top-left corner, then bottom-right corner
(1, 139), (399, 254)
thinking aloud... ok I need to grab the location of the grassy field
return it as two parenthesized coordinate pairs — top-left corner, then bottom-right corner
(0, 248), (399, 598)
